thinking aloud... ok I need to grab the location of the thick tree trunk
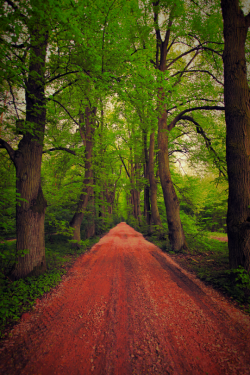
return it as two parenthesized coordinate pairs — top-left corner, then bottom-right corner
(158, 104), (187, 252)
(70, 106), (96, 246)
(221, 0), (250, 271)
(149, 131), (162, 227)
(10, 25), (48, 280)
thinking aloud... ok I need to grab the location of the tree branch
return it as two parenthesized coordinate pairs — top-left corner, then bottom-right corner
(7, 80), (19, 119)
(168, 105), (225, 131)
(48, 99), (79, 127)
(180, 115), (227, 177)
(167, 98), (221, 113)
(0, 138), (16, 164)
(245, 12), (250, 27)
(172, 49), (199, 88)
(168, 149), (188, 156)
(42, 147), (76, 155)
(49, 78), (79, 98)
(161, 5), (175, 70)
(119, 154), (130, 178)
(171, 69), (223, 86)
(166, 45), (202, 70)
(46, 71), (79, 84)
(202, 46), (223, 56)
(153, 1), (161, 68)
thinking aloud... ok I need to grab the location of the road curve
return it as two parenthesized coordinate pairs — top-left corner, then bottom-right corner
(0, 222), (250, 374)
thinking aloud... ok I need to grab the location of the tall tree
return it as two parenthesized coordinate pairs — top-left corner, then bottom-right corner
(70, 106), (97, 246)
(0, 0), (80, 278)
(221, 0), (250, 271)
(150, 0), (225, 251)
(148, 130), (162, 227)
(0, 0), (49, 279)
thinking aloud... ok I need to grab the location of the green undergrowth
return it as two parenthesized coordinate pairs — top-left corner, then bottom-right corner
(148, 231), (250, 314)
(0, 233), (100, 338)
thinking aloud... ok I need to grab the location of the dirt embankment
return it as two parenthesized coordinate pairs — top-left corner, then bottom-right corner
(0, 223), (250, 374)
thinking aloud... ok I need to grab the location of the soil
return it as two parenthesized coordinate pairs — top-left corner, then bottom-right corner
(0, 222), (250, 375)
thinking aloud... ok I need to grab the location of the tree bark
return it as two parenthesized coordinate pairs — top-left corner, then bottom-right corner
(143, 131), (151, 225)
(221, 0), (250, 271)
(148, 131), (162, 226)
(86, 187), (95, 238)
(70, 106), (96, 246)
(158, 102), (187, 251)
(130, 163), (141, 222)
(151, 3), (187, 251)
(10, 23), (49, 280)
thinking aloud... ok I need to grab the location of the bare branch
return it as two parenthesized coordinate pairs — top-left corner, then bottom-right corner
(50, 78), (79, 98)
(168, 105), (225, 131)
(171, 69), (223, 86)
(168, 149), (188, 156)
(166, 45), (202, 70)
(181, 115), (227, 177)
(46, 71), (79, 84)
(42, 147), (76, 155)
(48, 99), (79, 127)
(118, 152), (130, 178)
(11, 43), (25, 49)
(7, 80), (19, 119)
(172, 49), (200, 88)
(167, 98), (221, 113)
(0, 138), (16, 164)
(202, 46), (223, 56)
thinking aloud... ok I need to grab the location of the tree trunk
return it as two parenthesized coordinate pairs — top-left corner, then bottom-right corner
(158, 100), (187, 252)
(70, 106), (96, 246)
(149, 131), (162, 227)
(10, 24), (48, 280)
(221, 0), (250, 271)
(86, 187), (95, 238)
(143, 131), (151, 225)
(152, 3), (187, 252)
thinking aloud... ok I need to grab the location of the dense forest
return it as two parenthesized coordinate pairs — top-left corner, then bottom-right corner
(0, 0), (250, 330)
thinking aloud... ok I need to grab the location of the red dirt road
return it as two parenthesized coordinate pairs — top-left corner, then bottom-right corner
(1, 223), (250, 375)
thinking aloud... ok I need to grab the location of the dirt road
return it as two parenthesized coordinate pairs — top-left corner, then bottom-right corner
(1, 223), (250, 375)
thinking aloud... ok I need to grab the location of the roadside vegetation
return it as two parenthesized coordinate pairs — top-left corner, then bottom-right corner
(144, 228), (250, 315)
(0, 234), (101, 338)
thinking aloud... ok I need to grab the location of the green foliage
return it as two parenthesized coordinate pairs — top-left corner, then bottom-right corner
(0, 241), (29, 276)
(0, 233), (101, 336)
(232, 266), (250, 290)
(223, 267), (250, 309)
(0, 153), (16, 239)
(0, 271), (63, 337)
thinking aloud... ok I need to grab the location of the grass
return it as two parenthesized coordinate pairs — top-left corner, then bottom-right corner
(0, 233), (100, 338)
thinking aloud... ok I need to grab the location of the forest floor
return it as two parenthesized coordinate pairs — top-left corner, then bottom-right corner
(1, 223), (250, 375)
